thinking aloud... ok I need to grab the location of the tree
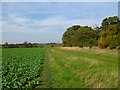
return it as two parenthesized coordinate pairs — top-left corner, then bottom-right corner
(62, 25), (98, 47)
(23, 41), (28, 48)
(4, 42), (9, 48)
(62, 16), (120, 49)
(98, 24), (119, 49)
(98, 16), (120, 49)
(101, 16), (120, 29)
(62, 25), (79, 46)
(28, 42), (32, 48)
(4, 42), (8, 46)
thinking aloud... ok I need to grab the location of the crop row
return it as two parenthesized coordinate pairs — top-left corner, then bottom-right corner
(2, 48), (45, 89)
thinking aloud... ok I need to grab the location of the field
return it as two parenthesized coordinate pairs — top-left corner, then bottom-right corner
(42, 47), (118, 88)
(2, 47), (118, 88)
(2, 48), (45, 89)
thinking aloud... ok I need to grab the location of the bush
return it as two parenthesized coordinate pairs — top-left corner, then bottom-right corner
(109, 40), (118, 49)
(79, 44), (83, 48)
(51, 45), (54, 47)
(98, 43), (106, 49)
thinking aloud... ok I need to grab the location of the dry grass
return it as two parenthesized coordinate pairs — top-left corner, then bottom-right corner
(59, 46), (118, 56)
(59, 47), (82, 51)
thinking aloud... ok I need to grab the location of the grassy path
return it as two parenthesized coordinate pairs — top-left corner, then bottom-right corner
(42, 47), (118, 88)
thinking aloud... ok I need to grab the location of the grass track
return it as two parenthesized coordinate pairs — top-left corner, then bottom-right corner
(42, 47), (118, 88)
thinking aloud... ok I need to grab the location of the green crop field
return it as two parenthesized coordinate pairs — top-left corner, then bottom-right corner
(2, 47), (118, 89)
(2, 48), (45, 89)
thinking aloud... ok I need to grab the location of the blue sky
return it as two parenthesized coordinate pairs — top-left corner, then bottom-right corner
(2, 2), (118, 44)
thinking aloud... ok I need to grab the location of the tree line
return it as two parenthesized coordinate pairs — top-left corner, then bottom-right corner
(2, 42), (41, 48)
(62, 16), (120, 49)
(2, 42), (61, 48)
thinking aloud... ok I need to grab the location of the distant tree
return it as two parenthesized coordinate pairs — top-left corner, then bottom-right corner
(117, 22), (120, 46)
(98, 24), (119, 49)
(62, 26), (77, 46)
(62, 16), (120, 49)
(101, 16), (119, 29)
(28, 42), (32, 48)
(98, 16), (120, 49)
(4, 42), (8, 46)
(69, 25), (81, 31)
(77, 26), (98, 47)
(3, 42), (9, 48)
(23, 41), (28, 48)
(62, 25), (98, 47)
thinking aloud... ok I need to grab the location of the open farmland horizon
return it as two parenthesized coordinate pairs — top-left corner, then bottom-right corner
(1, 1), (119, 89)
(2, 46), (118, 89)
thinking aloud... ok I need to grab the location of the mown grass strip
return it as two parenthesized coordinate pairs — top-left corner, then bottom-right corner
(43, 47), (118, 88)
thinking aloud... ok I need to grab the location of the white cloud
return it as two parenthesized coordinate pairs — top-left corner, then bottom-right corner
(7, 14), (32, 26)
(37, 16), (66, 26)
(37, 16), (100, 27)
(9, 14), (28, 24)
(2, 13), (100, 33)
(2, 20), (45, 33)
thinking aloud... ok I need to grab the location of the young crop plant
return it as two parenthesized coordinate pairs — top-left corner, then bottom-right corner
(2, 48), (45, 89)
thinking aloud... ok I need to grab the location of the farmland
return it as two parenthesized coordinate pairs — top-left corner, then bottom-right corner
(2, 1), (119, 89)
(2, 47), (118, 88)
(2, 48), (45, 89)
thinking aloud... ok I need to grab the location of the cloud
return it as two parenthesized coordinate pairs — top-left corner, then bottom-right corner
(8, 14), (28, 24)
(37, 16), (97, 27)
(2, 13), (100, 34)
(3, 13), (42, 33)
(2, 21), (45, 33)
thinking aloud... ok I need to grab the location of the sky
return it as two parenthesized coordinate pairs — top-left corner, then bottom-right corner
(1, 0), (120, 2)
(1, 1), (118, 44)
